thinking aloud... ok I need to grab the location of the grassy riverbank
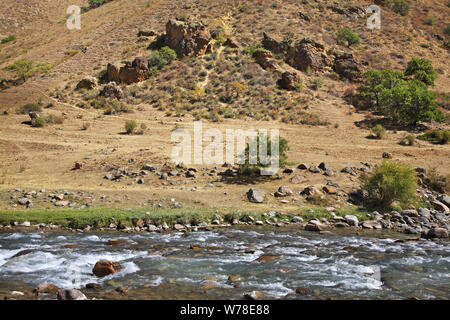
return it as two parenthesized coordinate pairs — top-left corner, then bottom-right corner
(0, 206), (371, 229)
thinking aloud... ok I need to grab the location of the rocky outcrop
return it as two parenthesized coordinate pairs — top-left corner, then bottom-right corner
(107, 57), (149, 85)
(253, 50), (278, 71)
(165, 19), (212, 57)
(92, 260), (123, 277)
(286, 38), (332, 72)
(262, 32), (289, 55)
(332, 51), (362, 82)
(76, 76), (98, 90)
(279, 71), (300, 90)
(99, 82), (124, 100)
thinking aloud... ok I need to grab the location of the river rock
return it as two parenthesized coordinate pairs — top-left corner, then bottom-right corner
(431, 200), (449, 213)
(322, 186), (338, 194)
(426, 227), (448, 239)
(301, 186), (321, 196)
(274, 186), (293, 197)
(34, 283), (59, 294)
(244, 290), (266, 300)
(247, 188), (265, 203)
(305, 220), (322, 231)
(401, 209), (419, 217)
(344, 215), (359, 226)
(57, 289), (87, 300)
(437, 195), (450, 207)
(92, 260), (123, 277)
(290, 173), (307, 184)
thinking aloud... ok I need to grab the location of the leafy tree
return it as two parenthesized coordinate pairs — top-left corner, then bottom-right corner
(239, 135), (289, 175)
(361, 160), (417, 207)
(379, 80), (443, 125)
(336, 27), (361, 48)
(357, 70), (405, 109)
(405, 58), (437, 86)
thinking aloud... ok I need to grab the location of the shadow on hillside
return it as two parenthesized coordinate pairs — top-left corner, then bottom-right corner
(354, 116), (429, 133)
(213, 174), (276, 186)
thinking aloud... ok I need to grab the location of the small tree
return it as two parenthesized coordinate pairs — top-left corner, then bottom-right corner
(149, 46), (177, 70)
(336, 27), (361, 48)
(379, 80), (443, 125)
(239, 135), (289, 175)
(361, 160), (417, 207)
(405, 58), (437, 86)
(358, 70), (405, 109)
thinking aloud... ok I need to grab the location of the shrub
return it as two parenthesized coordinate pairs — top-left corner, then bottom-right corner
(104, 101), (131, 115)
(371, 124), (386, 139)
(401, 134), (415, 145)
(44, 114), (64, 124)
(361, 160), (417, 207)
(148, 46), (177, 70)
(424, 15), (436, 26)
(1, 35), (16, 44)
(18, 103), (42, 114)
(405, 58), (437, 86)
(400, 133), (415, 146)
(31, 116), (46, 128)
(392, 0), (410, 16)
(417, 130), (449, 144)
(312, 77), (323, 90)
(444, 24), (450, 36)
(125, 120), (137, 134)
(238, 135), (289, 174)
(336, 27), (361, 48)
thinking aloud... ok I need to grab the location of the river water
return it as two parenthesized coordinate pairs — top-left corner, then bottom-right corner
(0, 227), (448, 299)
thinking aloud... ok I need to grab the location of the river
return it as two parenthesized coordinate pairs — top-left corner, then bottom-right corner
(0, 227), (448, 299)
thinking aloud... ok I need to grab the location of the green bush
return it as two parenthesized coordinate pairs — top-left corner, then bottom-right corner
(238, 135), (289, 174)
(361, 160), (418, 207)
(417, 130), (449, 144)
(371, 124), (386, 139)
(358, 59), (443, 125)
(1, 35), (16, 44)
(336, 27), (361, 48)
(125, 120), (138, 134)
(392, 0), (410, 16)
(405, 58), (437, 86)
(104, 101), (131, 115)
(424, 15), (436, 26)
(148, 46), (177, 70)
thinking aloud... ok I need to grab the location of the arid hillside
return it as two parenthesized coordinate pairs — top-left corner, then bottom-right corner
(0, 0), (448, 212)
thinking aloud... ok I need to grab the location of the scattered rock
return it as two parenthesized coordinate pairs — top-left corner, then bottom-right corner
(57, 289), (87, 300)
(426, 227), (448, 239)
(322, 186), (338, 194)
(34, 283), (59, 295)
(92, 260), (123, 278)
(274, 186), (293, 197)
(100, 82), (124, 100)
(279, 71), (300, 91)
(382, 152), (392, 159)
(244, 290), (266, 300)
(290, 173), (307, 184)
(247, 188), (265, 203)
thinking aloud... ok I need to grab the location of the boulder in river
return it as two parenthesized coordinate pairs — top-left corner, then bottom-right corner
(57, 289), (87, 300)
(34, 283), (59, 295)
(92, 260), (123, 277)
